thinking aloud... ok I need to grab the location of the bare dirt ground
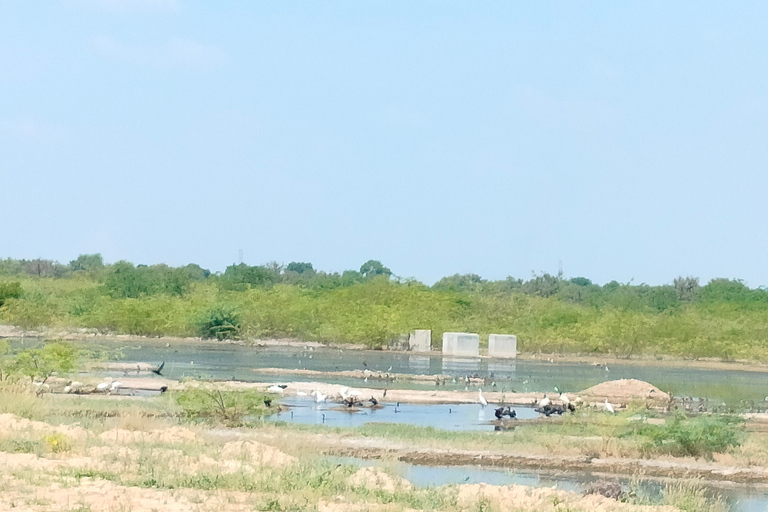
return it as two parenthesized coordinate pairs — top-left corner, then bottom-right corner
(0, 412), (700, 512)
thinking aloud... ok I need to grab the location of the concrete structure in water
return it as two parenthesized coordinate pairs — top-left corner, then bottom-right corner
(488, 334), (517, 358)
(408, 329), (432, 352)
(442, 332), (480, 357)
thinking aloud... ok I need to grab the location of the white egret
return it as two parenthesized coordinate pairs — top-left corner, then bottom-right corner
(315, 391), (327, 403)
(560, 394), (571, 405)
(96, 382), (109, 392)
(110, 381), (122, 392)
(296, 391), (308, 396)
(540, 395), (551, 408)
(604, 398), (615, 414)
(478, 389), (488, 407)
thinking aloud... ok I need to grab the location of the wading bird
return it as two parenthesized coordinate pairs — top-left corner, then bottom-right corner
(478, 389), (488, 407)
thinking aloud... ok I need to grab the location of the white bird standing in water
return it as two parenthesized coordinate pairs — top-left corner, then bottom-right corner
(604, 398), (615, 414)
(314, 390), (327, 403)
(478, 389), (488, 407)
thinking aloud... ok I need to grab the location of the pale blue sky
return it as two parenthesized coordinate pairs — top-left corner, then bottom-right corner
(2, 2), (767, 285)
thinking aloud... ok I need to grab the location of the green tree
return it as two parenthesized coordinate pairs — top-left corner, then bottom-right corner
(69, 254), (104, 272)
(432, 274), (485, 292)
(10, 342), (78, 382)
(104, 261), (152, 298)
(0, 281), (22, 307)
(359, 260), (392, 279)
(286, 261), (315, 275)
(223, 263), (277, 287)
(674, 276), (700, 302)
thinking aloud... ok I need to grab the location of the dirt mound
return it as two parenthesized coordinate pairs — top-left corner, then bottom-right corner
(0, 473), (254, 512)
(580, 379), (669, 403)
(348, 467), (412, 493)
(0, 413), (88, 440)
(457, 483), (677, 512)
(98, 425), (197, 444)
(220, 440), (296, 468)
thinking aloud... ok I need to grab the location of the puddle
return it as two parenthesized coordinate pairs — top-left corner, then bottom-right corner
(267, 397), (539, 431)
(330, 456), (768, 512)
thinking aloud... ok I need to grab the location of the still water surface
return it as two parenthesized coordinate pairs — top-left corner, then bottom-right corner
(75, 339), (768, 405)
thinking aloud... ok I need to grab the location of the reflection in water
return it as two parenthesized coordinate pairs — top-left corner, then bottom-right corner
(441, 357), (481, 375)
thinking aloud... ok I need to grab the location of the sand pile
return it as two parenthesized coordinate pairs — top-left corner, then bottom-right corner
(348, 467), (412, 493)
(0, 413), (88, 440)
(580, 379), (669, 403)
(220, 440), (296, 468)
(98, 425), (197, 444)
(457, 483), (678, 512)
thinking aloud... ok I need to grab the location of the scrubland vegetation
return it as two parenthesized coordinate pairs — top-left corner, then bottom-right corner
(2, 254), (768, 360)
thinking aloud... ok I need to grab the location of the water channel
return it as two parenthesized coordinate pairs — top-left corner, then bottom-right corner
(332, 457), (768, 512)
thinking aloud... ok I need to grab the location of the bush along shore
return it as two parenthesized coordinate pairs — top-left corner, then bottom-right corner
(2, 255), (768, 360)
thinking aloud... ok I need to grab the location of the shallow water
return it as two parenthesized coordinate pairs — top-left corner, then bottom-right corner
(332, 456), (768, 512)
(9, 337), (768, 405)
(267, 396), (538, 431)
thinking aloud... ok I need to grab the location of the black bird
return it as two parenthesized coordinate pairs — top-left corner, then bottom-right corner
(278, 384), (288, 389)
(369, 396), (378, 406)
(383, 389), (387, 397)
(494, 407), (504, 419)
(151, 362), (165, 376)
(264, 398), (272, 407)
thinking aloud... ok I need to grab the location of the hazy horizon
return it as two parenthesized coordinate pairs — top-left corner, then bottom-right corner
(3, 2), (767, 287)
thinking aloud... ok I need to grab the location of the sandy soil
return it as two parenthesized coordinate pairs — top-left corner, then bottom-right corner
(0, 411), (689, 512)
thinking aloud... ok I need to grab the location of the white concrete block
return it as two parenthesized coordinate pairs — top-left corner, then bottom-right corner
(488, 334), (517, 358)
(408, 329), (431, 352)
(442, 332), (480, 357)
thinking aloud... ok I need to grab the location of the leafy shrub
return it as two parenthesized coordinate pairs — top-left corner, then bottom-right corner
(173, 387), (271, 424)
(637, 414), (744, 460)
(199, 306), (241, 340)
(0, 281), (22, 307)
(8, 341), (78, 381)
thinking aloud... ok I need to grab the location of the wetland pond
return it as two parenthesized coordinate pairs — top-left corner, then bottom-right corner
(42, 338), (768, 406)
(10, 337), (768, 511)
